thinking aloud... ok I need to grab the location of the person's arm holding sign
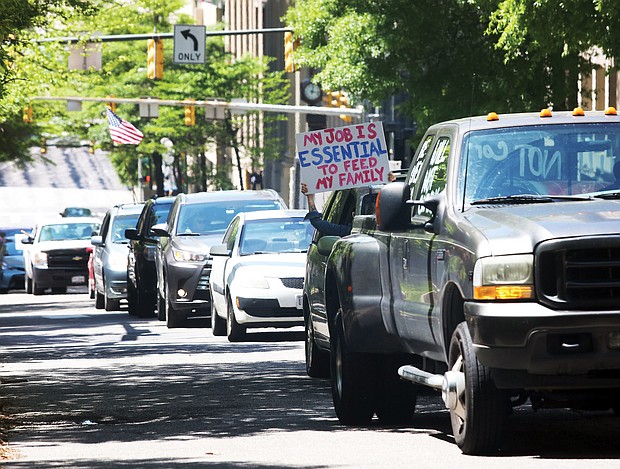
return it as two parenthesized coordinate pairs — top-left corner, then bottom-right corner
(302, 183), (352, 237)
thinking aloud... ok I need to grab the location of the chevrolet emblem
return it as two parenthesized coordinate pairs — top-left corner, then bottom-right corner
(72, 256), (83, 261)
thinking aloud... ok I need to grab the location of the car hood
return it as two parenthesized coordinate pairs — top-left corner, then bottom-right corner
(465, 198), (620, 256)
(233, 253), (307, 274)
(33, 239), (93, 252)
(172, 233), (224, 253)
(2, 254), (24, 270)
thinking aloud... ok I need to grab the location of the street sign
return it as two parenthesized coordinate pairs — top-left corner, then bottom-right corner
(173, 25), (206, 64)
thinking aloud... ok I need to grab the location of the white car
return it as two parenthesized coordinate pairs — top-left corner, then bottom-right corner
(21, 217), (101, 295)
(209, 209), (312, 341)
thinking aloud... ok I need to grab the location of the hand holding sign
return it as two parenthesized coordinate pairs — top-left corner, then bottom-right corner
(296, 122), (390, 194)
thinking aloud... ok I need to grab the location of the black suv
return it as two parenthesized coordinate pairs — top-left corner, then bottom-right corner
(152, 190), (287, 328)
(125, 196), (175, 317)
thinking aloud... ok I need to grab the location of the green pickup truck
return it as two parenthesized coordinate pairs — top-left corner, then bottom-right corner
(304, 109), (620, 454)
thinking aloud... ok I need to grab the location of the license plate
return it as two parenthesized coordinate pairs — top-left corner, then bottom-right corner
(71, 275), (85, 284)
(295, 294), (303, 309)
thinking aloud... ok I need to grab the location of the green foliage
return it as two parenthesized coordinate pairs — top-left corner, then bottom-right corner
(287, 0), (618, 138)
(2, 0), (289, 190)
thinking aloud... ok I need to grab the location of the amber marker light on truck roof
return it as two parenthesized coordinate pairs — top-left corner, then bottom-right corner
(572, 107), (585, 116)
(487, 112), (499, 121)
(540, 108), (552, 118)
(605, 106), (618, 115)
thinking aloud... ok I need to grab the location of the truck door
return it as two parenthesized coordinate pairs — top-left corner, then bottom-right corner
(389, 135), (450, 357)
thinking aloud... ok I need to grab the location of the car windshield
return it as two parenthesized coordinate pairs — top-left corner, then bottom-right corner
(38, 222), (100, 242)
(111, 214), (140, 243)
(176, 200), (283, 235)
(459, 123), (620, 208)
(239, 218), (312, 255)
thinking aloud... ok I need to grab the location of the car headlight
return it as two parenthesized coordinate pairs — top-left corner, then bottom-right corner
(234, 269), (269, 289)
(172, 248), (207, 262)
(473, 254), (533, 300)
(32, 251), (48, 268)
(108, 251), (128, 271)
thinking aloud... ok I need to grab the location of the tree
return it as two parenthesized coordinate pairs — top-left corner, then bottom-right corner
(0, 0), (98, 162)
(284, 0), (602, 136)
(6, 0), (289, 191)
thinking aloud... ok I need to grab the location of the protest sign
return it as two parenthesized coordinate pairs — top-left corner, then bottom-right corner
(296, 122), (390, 194)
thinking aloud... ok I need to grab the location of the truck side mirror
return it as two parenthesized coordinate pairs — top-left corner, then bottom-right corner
(376, 182), (410, 231)
(317, 236), (339, 256)
(125, 228), (139, 241)
(408, 193), (444, 234)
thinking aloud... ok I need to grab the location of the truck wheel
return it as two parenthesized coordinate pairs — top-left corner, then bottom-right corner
(211, 294), (226, 336)
(305, 315), (330, 378)
(448, 322), (506, 455)
(330, 315), (376, 425)
(374, 355), (417, 424)
(95, 290), (104, 309)
(226, 295), (245, 342)
(26, 276), (33, 294)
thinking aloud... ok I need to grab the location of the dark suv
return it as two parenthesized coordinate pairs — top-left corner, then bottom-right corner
(153, 190), (287, 328)
(125, 196), (175, 317)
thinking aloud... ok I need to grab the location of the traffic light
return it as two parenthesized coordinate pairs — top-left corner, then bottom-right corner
(284, 31), (299, 73)
(323, 90), (333, 107)
(106, 95), (116, 113)
(184, 102), (195, 126)
(22, 105), (33, 124)
(331, 91), (353, 123)
(147, 38), (164, 79)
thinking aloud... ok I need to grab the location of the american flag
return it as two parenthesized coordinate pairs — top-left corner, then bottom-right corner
(106, 108), (144, 145)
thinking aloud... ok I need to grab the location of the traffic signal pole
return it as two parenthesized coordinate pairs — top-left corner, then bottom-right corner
(30, 95), (365, 120)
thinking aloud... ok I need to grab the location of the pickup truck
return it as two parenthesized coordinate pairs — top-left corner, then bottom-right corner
(306, 109), (620, 455)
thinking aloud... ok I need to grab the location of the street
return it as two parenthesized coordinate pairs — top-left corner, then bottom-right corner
(0, 290), (619, 468)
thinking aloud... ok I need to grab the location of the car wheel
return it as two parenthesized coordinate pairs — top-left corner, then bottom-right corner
(26, 276), (32, 294)
(135, 284), (154, 318)
(305, 315), (330, 378)
(157, 289), (165, 321)
(374, 355), (417, 424)
(95, 290), (104, 309)
(89, 286), (95, 299)
(226, 295), (245, 342)
(32, 278), (45, 296)
(127, 280), (137, 316)
(104, 295), (120, 311)
(211, 293), (226, 336)
(448, 322), (507, 455)
(0, 288), (8, 295)
(330, 312), (376, 425)
(165, 288), (183, 328)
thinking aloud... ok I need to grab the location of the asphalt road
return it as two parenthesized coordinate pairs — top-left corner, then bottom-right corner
(1, 290), (620, 468)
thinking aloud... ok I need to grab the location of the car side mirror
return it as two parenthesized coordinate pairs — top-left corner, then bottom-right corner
(91, 235), (103, 246)
(125, 228), (139, 241)
(151, 223), (170, 237)
(317, 236), (339, 256)
(20, 237), (33, 245)
(210, 244), (231, 257)
(376, 181), (410, 231)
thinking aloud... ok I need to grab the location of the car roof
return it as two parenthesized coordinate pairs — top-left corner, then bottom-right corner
(177, 190), (284, 205)
(147, 196), (176, 205)
(238, 209), (308, 222)
(110, 203), (144, 215)
(37, 217), (102, 226)
(434, 109), (620, 133)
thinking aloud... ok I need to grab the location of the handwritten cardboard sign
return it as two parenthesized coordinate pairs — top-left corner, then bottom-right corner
(296, 122), (390, 194)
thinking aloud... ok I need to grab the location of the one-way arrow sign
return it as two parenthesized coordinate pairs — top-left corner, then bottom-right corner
(173, 25), (206, 64)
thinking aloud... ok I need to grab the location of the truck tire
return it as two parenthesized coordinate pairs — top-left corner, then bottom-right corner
(211, 294), (226, 336)
(305, 316), (330, 378)
(331, 314), (376, 425)
(32, 278), (45, 296)
(26, 276), (33, 294)
(226, 295), (245, 342)
(127, 282), (137, 316)
(95, 290), (104, 309)
(448, 322), (506, 455)
(374, 355), (417, 424)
